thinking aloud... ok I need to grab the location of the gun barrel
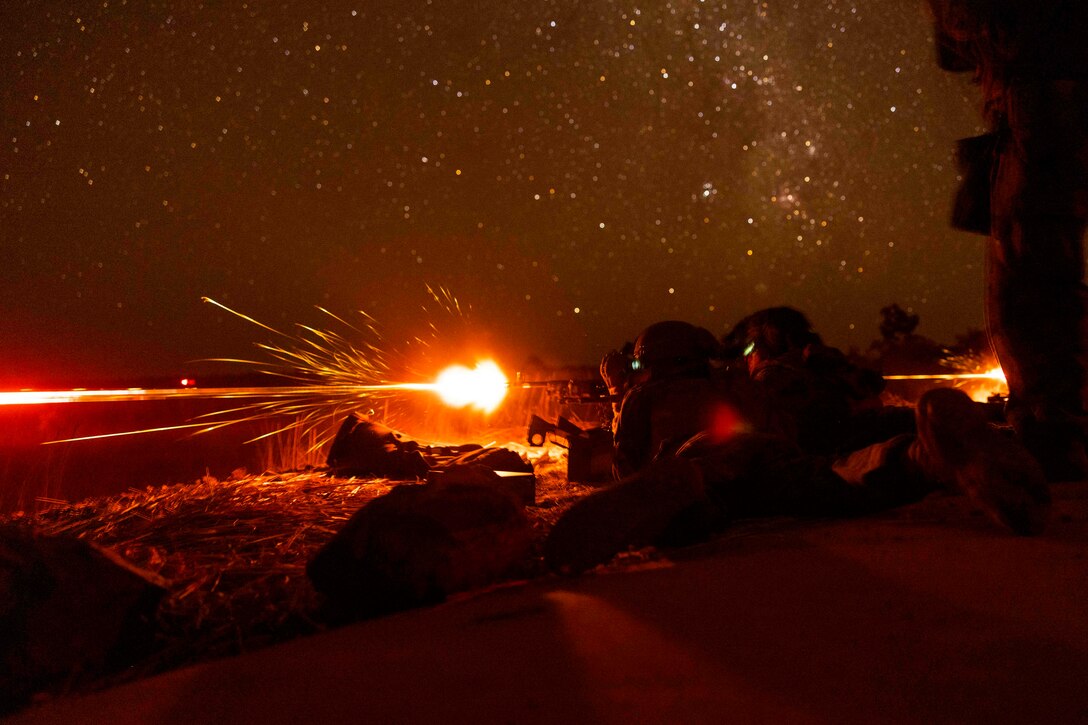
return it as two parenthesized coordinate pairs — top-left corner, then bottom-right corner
(513, 377), (615, 403)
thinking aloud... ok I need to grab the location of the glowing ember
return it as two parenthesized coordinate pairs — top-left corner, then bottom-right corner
(432, 361), (508, 413)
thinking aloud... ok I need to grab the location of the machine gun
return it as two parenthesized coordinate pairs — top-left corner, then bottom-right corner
(526, 414), (613, 483)
(514, 374), (616, 404)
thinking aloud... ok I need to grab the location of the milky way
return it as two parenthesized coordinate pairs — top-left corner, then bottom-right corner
(1, 0), (986, 385)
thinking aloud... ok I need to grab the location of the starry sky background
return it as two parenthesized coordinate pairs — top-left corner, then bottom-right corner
(1, 0), (986, 387)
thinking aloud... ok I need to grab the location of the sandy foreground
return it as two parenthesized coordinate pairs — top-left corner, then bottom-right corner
(9, 480), (1088, 725)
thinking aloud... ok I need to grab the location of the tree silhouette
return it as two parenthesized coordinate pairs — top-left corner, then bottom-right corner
(879, 303), (920, 341)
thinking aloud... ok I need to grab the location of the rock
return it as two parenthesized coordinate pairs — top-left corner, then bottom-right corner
(326, 415), (429, 479)
(307, 471), (533, 617)
(440, 446), (533, 474)
(0, 526), (167, 714)
(434, 450), (536, 504)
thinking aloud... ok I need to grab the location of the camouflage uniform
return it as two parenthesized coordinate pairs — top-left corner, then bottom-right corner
(725, 307), (903, 456)
(603, 321), (744, 478)
(611, 341), (924, 516)
(687, 432), (934, 521)
(612, 369), (783, 479)
(748, 343), (899, 456)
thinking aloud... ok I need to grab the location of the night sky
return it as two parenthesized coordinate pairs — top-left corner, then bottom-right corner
(1, 0), (986, 388)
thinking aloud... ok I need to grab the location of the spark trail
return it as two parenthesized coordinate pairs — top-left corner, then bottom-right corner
(0, 384), (426, 407)
(884, 367), (1006, 383)
(3, 294), (509, 446)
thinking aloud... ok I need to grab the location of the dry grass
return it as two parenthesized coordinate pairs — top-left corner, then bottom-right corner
(1, 444), (596, 689)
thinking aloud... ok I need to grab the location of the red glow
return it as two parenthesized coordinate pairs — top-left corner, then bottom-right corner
(709, 403), (747, 442)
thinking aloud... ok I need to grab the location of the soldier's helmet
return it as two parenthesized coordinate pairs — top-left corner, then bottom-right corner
(633, 320), (720, 379)
(724, 306), (822, 361)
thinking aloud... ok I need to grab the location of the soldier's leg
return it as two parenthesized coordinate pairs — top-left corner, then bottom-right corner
(707, 392), (1049, 535)
(692, 433), (930, 519)
(544, 457), (710, 573)
(544, 434), (846, 574)
(988, 81), (1088, 480)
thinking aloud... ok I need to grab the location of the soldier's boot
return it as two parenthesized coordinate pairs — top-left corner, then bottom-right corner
(544, 458), (708, 574)
(911, 388), (1050, 535)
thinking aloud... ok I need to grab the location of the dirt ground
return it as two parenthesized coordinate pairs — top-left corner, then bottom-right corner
(10, 479), (1088, 724)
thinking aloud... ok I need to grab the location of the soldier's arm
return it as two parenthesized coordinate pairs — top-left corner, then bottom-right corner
(612, 386), (651, 479)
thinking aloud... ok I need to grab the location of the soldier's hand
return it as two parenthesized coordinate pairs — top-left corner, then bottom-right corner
(600, 349), (630, 393)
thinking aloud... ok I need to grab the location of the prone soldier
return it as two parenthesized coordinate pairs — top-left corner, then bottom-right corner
(545, 310), (1050, 573)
